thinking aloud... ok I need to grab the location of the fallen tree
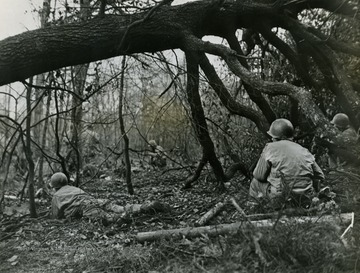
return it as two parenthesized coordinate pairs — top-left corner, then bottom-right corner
(136, 212), (354, 242)
(1, 0), (360, 188)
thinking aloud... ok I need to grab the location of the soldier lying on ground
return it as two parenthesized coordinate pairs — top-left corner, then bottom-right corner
(49, 172), (169, 224)
(249, 119), (325, 208)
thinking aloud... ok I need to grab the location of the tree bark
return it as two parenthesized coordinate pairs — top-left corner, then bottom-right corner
(198, 52), (269, 134)
(38, 91), (51, 188)
(0, 0), (358, 86)
(185, 51), (226, 189)
(23, 78), (37, 218)
(70, 0), (91, 186)
(287, 19), (360, 128)
(183, 153), (208, 189)
(54, 91), (69, 177)
(35, 0), (52, 188)
(225, 33), (276, 123)
(119, 56), (134, 195)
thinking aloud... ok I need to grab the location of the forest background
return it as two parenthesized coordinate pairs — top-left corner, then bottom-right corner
(0, 0), (360, 272)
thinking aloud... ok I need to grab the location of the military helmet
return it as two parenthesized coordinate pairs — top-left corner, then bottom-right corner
(331, 113), (350, 129)
(148, 139), (157, 147)
(267, 118), (294, 139)
(50, 172), (68, 189)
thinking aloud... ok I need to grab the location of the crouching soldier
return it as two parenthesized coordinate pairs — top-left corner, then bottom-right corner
(328, 113), (359, 168)
(249, 119), (325, 208)
(148, 140), (167, 168)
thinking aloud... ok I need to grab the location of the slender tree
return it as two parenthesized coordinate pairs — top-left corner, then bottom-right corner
(23, 78), (37, 218)
(70, 0), (91, 186)
(35, 0), (52, 188)
(119, 56), (134, 194)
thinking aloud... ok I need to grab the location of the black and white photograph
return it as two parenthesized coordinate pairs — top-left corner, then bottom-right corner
(0, 0), (359, 272)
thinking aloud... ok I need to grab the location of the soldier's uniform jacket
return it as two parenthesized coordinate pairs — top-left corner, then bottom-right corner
(51, 185), (105, 220)
(150, 145), (167, 167)
(253, 140), (324, 197)
(334, 127), (358, 147)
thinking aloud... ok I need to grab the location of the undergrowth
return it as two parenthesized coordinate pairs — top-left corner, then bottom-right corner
(14, 222), (354, 273)
(1, 169), (359, 273)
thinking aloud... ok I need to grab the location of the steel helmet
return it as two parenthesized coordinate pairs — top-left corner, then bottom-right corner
(50, 172), (68, 189)
(148, 140), (157, 147)
(267, 118), (294, 139)
(331, 113), (350, 129)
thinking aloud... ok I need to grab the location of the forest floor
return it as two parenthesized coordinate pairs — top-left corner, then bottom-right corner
(1, 166), (360, 273)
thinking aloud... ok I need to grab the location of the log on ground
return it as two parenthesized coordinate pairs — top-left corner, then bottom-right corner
(136, 212), (354, 242)
(195, 201), (227, 226)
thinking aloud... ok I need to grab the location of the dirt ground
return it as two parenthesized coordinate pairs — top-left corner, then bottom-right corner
(1, 166), (359, 273)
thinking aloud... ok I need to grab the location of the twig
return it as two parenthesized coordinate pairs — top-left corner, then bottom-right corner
(0, 232), (16, 241)
(229, 197), (247, 219)
(252, 232), (269, 266)
(340, 212), (354, 239)
(193, 261), (208, 272)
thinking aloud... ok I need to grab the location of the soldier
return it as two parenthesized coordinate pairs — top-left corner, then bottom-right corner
(331, 113), (358, 144)
(148, 140), (167, 168)
(49, 172), (110, 221)
(49, 172), (169, 223)
(327, 113), (359, 168)
(249, 119), (325, 207)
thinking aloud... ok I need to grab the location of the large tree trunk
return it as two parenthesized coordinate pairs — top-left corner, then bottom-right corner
(0, 0), (359, 163)
(0, 0), (358, 86)
(289, 20), (360, 128)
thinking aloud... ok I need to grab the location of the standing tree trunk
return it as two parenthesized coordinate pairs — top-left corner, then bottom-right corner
(54, 90), (70, 178)
(38, 91), (52, 187)
(35, 0), (51, 188)
(70, 0), (91, 186)
(185, 51), (226, 190)
(23, 78), (37, 218)
(119, 56), (134, 195)
(70, 64), (88, 186)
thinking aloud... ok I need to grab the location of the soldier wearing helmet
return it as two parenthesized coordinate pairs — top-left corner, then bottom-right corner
(331, 113), (358, 144)
(49, 172), (169, 223)
(331, 113), (350, 130)
(50, 172), (68, 190)
(328, 113), (358, 168)
(49, 172), (108, 221)
(148, 140), (167, 168)
(249, 119), (324, 207)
